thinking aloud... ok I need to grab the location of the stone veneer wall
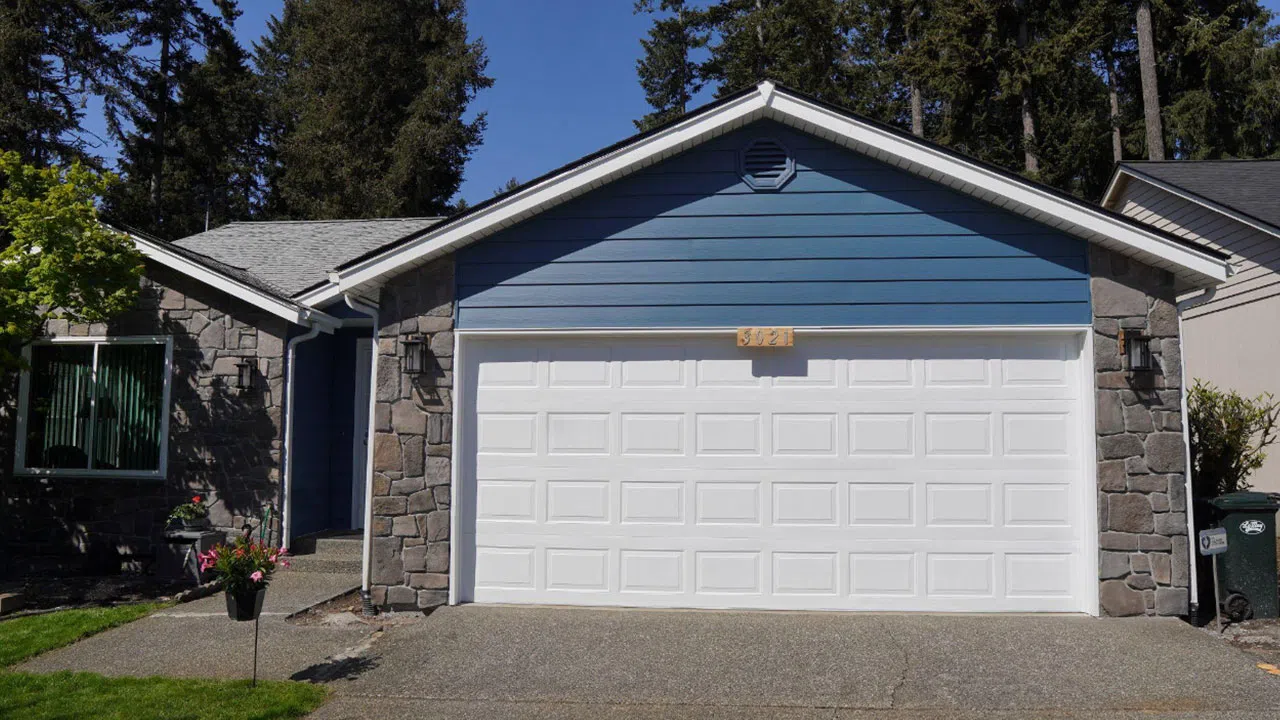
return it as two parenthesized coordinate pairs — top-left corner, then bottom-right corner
(368, 256), (455, 610)
(0, 262), (288, 576)
(1090, 245), (1190, 616)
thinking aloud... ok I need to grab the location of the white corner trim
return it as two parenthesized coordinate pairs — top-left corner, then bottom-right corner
(326, 85), (1229, 295)
(1107, 167), (1280, 243)
(128, 232), (339, 331)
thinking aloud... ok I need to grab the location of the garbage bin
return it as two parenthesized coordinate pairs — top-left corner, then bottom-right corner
(1209, 491), (1280, 620)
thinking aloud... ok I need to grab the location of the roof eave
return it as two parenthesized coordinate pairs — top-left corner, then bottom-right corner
(125, 230), (341, 332)
(1108, 165), (1280, 243)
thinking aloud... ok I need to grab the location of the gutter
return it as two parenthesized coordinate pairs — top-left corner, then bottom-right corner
(344, 294), (381, 614)
(1177, 286), (1217, 612)
(280, 311), (324, 550)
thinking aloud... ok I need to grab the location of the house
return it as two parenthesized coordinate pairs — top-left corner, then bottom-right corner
(0, 82), (1232, 617)
(1103, 161), (1280, 495)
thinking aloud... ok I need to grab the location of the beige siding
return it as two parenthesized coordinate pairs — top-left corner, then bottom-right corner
(1182, 294), (1280, 495)
(1110, 175), (1280, 495)
(1111, 176), (1280, 319)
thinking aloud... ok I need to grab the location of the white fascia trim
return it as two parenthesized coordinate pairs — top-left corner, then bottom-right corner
(1106, 167), (1280, 242)
(130, 233), (340, 332)
(763, 92), (1229, 286)
(331, 90), (769, 292)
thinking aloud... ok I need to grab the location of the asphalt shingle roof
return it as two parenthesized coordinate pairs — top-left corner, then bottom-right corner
(1120, 160), (1280, 232)
(173, 217), (445, 297)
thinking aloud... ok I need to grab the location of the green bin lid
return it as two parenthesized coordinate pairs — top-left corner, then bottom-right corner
(1210, 491), (1280, 511)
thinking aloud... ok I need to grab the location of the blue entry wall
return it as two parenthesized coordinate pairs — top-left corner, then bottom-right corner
(290, 328), (366, 537)
(455, 120), (1091, 328)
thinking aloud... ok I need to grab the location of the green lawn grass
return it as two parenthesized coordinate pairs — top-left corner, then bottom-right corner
(0, 673), (328, 720)
(0, 603), (328, 720)
(0, 603), (167, 667)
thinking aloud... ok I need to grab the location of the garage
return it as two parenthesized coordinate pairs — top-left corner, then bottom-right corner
(456, 331), (1094, 613)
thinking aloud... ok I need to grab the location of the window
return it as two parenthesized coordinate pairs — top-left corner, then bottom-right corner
(17, 337), (172, 477)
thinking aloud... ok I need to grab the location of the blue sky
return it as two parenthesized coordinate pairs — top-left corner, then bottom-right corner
(80, 0), (1280, 208)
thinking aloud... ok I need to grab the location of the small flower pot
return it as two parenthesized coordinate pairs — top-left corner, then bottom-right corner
(225, 587), (267, 622)
(181, 517), (209, 530)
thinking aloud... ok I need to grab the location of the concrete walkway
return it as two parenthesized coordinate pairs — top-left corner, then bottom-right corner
(18, 571), (366, 680)
(308, 605), (1280, 720)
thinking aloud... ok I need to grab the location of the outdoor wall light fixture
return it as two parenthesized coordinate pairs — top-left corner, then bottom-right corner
(1123, 331), (1155, 372)
(402, 335), (430, 375)
(235, 359), (255, 390)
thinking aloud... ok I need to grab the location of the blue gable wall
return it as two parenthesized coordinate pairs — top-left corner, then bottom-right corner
(455, 120), (1090, 328)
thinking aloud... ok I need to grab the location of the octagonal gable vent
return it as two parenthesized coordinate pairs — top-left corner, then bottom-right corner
(740, 138), (795, 190)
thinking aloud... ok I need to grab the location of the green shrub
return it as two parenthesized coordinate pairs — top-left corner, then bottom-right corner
(1188, 380), (1280, 497)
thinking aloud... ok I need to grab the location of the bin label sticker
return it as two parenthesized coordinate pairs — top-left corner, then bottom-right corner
(1240, 519), (1267, 535)
(1199, 527), (1228, 555)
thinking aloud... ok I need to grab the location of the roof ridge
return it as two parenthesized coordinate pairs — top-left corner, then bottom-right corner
(226, 217), (445, 226)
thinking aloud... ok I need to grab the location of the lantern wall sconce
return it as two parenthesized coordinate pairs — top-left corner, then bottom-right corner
(402, 335), (430, 375)
(1121, 329), (1155, 372)
(235, 359), (255, 390)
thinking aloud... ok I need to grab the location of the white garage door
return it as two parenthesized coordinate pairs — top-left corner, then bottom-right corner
(457, 332), (1091, 612)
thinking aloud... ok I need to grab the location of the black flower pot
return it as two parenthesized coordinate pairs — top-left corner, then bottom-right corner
(181, 517), (209, 530)
(225, 587), (267, 622)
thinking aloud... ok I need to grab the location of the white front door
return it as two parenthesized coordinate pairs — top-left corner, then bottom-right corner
(458, 332), (1091, 613)
(352, 337), (373, 529)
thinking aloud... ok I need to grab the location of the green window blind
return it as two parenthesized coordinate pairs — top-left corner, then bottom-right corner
(23, 341), (167, 473)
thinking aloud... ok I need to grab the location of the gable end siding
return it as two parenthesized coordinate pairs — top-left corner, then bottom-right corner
(456, 121), (1090, 329)
(1112, 176), (1280, 319)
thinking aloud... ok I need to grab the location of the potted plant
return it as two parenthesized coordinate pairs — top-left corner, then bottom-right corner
(198, 532), (290, 621)
(168, 495), (210, 530)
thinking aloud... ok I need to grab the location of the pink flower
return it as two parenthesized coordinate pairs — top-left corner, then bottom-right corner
(250, 570), (264, 582)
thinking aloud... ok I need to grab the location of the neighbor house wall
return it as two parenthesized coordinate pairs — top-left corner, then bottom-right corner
(1109, 174), (1280, 496)
(0, 261), (289, 576)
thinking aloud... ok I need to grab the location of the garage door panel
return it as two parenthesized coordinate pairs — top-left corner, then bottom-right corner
(465, 539), (1081, 611)
(462, 333), (1089, 612)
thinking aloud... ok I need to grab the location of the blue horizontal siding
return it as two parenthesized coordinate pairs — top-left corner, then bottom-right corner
(456, 120), (1090, 329)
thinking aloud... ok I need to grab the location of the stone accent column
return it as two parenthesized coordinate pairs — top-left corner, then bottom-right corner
(369, 256), (454, 610)
(1090, 246), (1189, 616)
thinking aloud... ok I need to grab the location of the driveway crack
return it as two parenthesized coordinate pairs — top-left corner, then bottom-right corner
(889, 635), (911, 708)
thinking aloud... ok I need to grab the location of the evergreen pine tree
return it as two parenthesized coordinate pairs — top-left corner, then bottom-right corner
(264, 0), (492, 219)
(0, 1), (124, 166)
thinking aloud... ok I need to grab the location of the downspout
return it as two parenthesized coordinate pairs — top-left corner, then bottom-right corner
(281, 311), (323, 550)
(345, 294), (380, 614)
(1177, 286), (1216, 612)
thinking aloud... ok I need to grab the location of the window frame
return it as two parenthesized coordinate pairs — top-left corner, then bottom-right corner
(15, 335), (174, 479)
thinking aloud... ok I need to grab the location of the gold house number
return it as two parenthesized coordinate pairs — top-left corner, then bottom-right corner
(737, 327), (794, 348)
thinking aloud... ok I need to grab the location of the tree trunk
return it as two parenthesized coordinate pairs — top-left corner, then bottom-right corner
(1135, 0), (1164, 160)
(907, 8), (923, 138)
(1017, 12), (1038, 173)
(1104, 50), (1123, 162)
(151, 31), (171, 226)
(910, 84), (923, 137)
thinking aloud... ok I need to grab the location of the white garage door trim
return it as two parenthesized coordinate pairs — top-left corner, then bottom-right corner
(450, 327), (1099, 615)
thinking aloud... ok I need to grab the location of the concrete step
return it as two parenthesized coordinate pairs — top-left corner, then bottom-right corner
(313, 537), (362, 558)
(287, 554), (361, 575)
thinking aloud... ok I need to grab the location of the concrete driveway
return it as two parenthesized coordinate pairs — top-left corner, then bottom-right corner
(309, 605), (1280, 719)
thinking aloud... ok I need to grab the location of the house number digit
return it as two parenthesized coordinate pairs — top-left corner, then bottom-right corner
(736, 327), (795, 348)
